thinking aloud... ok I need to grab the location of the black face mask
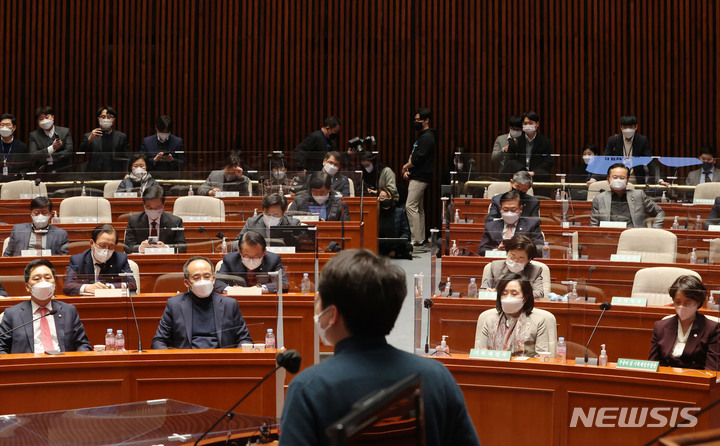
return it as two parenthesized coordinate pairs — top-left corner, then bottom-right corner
(329, 132), (339, 140)
(380, 199), (393, 209)
(412, 122), (424, 131)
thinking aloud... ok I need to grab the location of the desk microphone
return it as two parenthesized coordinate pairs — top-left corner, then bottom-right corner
(575, 302), (612, 365)
(585, 266), (596, 301)
(193, 350), (301, 446)
(198, 227), (215, 253)
(125, 286), (142, 353)
(0, 309), (57, 338)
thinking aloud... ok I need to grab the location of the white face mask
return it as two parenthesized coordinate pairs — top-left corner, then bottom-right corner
(505, 258), (526, 273)
(98, 118), (113, 130)
(501, 212), (520, 225)
(0, 127), (13, 138)
(157, 132), (170, 142)
(93, 246), (113, 263)
(145, 208), (163, 221)
(622, 128), (636, 139)
(313, 194), (329, 205)
(364, 165), (374, 173)
(32, 214), (50, 229)
(31, 281), (55, 301)
(501, 297), (525, 315)
(675, 304), (697, 321)
(263, 214), (281, 227)
(583, 155), (593, 165)
(522, 124), (536, 135)
(272, 170), (286, 180)
(609, 178), (627, 190)
(39, 118), (54, 130)
(323, 163), (339, 176)
(191, 279), (214, 298)
(132, 167), (147, 177)
(241, 257), (263, 271)
(509, 129), (523, 139)
(313, 306), (333, 346)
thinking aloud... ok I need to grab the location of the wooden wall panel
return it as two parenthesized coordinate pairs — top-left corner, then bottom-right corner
(0, 0), (717, 230)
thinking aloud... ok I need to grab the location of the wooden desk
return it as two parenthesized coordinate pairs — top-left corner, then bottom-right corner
(436, 355), (720, 446)
(0, 350), (278, 417)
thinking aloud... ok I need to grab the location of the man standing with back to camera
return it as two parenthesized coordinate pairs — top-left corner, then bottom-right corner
(402, 107), (436, 247)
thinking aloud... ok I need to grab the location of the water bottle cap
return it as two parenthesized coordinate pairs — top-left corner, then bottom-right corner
(470, 278), (475, 283)
(117, 330), (123, 334)
(107, 329), (113, 333)
(303, 273), (309, 277)
(558, 337), (565, 341)
(267, 329), (273, 333)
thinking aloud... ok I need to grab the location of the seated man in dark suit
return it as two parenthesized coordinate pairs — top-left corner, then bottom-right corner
(151, 256), (253, 349)
(485, 170), (541, 223)
(80, 105), (130, 172)
(686, 146), (720, 186)
(218, 231), (289, 293)
(197, 150), (251, 196)
(321, 151), (351, 196)
(287, 171), (350, 221)
(237, 193), (301, 239)
(0, 113), (31, 176)
(28, 106), (74, 173)
(140, 115), (185, 172)
(0, 259), (92, 354)
(124, 186), (186, 253)
(63, 224), (137, 295)
(479, 190), (544, 256)
(3, 196), (69, 256)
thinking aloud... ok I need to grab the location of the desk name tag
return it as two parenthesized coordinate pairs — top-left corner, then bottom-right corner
(267, 246), (295, 254)
(114, 192), (138, 198)
(295, 215), (320, 222)
(183, 216), (212, 222)
(693, 198), (714, 205)
(73, 217), (99, 223)
(19, 194), (41, 199)
(469, 349), (512, 361)
(616, 358), (659, 372)
(485, 250), (507, 258)
(227, 286), (262, 296)
(20, 249), (52, 257)
(611, 297), (647, 307)
(600, 221), (628, 228)
(476, 291), (497, 300)
(610, 254), (642, 263)
(708, 225), (720, 231)
(215, 191), (240, 198)
(145, 247), (174, 255)
(95, 288), (124, 298)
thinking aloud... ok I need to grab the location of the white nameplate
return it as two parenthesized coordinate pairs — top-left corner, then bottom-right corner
(611, 297), (648, 307)
(708, 225), (720, 231)
(183, 216), (212, 222)
(295, 215), (320, 222)
(215, 191), (240, 198)
(693, 198), (714, 205)
(477, 291), (497, 300)
(73, 217), (99, 223)
(95, 288), (124, 297)
(610, 254), (642, 262)
(114, 192), (138, 198)
(19, 194), (41, 199)
(484, 250), (507, 258)
(144, 247), (174, 255)
(600, 221), (628, 228)
(227, 286), (262, 296)
(267, 246), (295, 254)
(20, 249), (52, 257)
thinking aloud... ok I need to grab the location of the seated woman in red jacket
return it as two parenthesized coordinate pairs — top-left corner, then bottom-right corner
(649, 275), (719, 370)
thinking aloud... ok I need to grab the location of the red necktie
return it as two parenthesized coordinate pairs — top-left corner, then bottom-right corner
(150, 221), (158, 237)
(38, 307), (54, 352)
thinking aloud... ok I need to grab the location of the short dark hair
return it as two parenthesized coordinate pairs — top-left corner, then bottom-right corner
(0, 113), (17, 126)
(127, 153), (149, 172)
(239, 231), (267, 251)
(413, 107), (432, 120)
(24, 258), (57, 283)
(270, 159), (286, 170)
(262, 193), (287, 212)
(92, 224), (117, 243)
(97, 106), (117, 118)
(318, 249), (406, 336)
(495, 273), (535, 316)
(142, 185), (165, 203)
(183, 256), (214, 279)
(155, 115), (173, 132)
(308, 171), (332, 190)
(523, 111), (540, 122)
(224, 150), (243, 168)
(607, 162), (630, 177)
(324, 151), (342, 165)
(35, 106), (54, 121)
(505, 235), (538, 259)
(700, 146), (716, 158)
(512, 170), (533, 185)
(30, 196), (53, 212)
(669, 275), (707, 307)
(583, 143), (599, 155)
(323, 116), (342, 128)
(509, 115), (523, 128)
(620, 115), (637, 126)
(499, 190), (522, 205)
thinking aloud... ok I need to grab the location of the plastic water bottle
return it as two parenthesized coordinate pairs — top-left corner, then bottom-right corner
(301, 273), (312, 294)
(265, 329), (276, 351)
(115, 330), (125, 352)
(542, 242), (550, 258)
(467, 278), (477, 298)
(105, 329), (115, 352)
(557, 337), (567, 364)
(671, 216), (680, 230)
(454, 209), (460, 224)
(451, 240), (459, 256)
(187, 185), (194, 196)
(221, 238), (228, 254)
(690, 248), (698, 264)
(695, 215), (702, 230)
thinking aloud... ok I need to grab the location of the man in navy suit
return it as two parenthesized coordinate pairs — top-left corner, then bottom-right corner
(0, 259), (92, 354)
(124, 186), (186, 253)
(485, 170), (541, 223)
(479, 190), (544, 256)
(151, 256), (252, 349)
(3, 196), (69, 256)
(63, 224), (137, 295)
(140, 115), (185, 172)
(217, 231), (289, 293)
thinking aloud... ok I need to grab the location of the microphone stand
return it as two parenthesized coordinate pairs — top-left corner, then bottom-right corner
(585, 266), (596, 302)
(198, 227), (215, 253)
(0, 309), (57, 337)
(575, 302), (612, 365)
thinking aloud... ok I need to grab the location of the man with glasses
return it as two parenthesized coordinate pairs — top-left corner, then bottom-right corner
(63, 224), (137, 295)
(28, 106), (74, 173)
(151, 256), (253, 349)
(216, 231), (288, 293)
(80, 105), (130, 172)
